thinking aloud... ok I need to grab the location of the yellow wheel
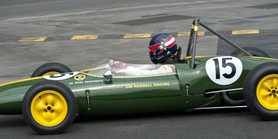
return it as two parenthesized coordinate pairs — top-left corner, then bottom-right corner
(42, 71), (60, 76)
(31, 62), (72, 77)
(256, 74), (278, 110)
(244, 62), (278, 120)
(31, 90), (68, 127)
(23, 81), (78, 134)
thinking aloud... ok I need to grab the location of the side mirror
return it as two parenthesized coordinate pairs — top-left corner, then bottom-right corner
(103, 70), (112, 83)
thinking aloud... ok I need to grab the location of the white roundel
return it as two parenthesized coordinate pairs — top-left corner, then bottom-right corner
(205, 56), (243, 85)
(44, 72), (79, 81)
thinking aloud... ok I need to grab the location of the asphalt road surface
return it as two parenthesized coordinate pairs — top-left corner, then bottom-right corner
(0, 0), (278, 138)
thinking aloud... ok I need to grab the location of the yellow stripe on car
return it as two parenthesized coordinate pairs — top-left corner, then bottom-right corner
(0, 77), (43, 87)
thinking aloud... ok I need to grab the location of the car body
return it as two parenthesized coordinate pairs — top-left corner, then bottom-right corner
(0, 57), (275, 114)
(0, 19), (277, 134)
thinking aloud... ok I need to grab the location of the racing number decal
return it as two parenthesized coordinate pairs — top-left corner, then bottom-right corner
(206, 56), (242, 85)
(44, 72), (79, 81)
(213, 58), (236, 79)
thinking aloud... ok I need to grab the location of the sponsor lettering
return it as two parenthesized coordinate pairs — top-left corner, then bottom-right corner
(125, 82), (171, 89)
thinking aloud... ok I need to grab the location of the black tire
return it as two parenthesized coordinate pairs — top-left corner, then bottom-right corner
(31, 62), (72, 77)
(230, 47), (270, 57)
(222, 92), (245, 106)
(243, 62), (278, 120)
(22, 80), (78, 134)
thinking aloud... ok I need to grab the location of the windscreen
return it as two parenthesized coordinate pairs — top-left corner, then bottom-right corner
(84, 59), (176, 77)
(108, 59), (176, 77)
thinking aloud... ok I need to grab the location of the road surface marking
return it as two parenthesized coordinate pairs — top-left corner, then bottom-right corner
(18, 37), (46, 42)
(71, 35), (98, 40)
(232, 29), (259, 35)
(123, 34), (152, 39)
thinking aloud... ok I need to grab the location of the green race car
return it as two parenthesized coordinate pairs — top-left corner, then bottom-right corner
(0, 19), (277, 134)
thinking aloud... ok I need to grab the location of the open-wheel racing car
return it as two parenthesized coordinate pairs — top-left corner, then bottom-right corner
(0, 19), (277, 134)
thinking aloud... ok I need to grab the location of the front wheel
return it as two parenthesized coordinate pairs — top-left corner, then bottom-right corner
(243, 62), (278, 120)
(22, 81), (78, 134)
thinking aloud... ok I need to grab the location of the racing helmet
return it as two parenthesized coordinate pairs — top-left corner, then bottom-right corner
(148, 33), (178, 64)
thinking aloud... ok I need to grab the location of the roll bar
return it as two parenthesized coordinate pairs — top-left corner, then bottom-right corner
(186, 19), (253, 69)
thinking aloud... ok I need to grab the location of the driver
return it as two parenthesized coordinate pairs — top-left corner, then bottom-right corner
(148, 33), (182, 64)
(108, 33), (181, 76)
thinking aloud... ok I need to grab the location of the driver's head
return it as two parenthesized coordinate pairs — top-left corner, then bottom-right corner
(148, 33), (179, 64)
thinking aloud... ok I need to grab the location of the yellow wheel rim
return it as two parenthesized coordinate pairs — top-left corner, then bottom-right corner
(256, 74), (278, 110)
(31, 90), (68, 127)
(43, 71), (60, 76)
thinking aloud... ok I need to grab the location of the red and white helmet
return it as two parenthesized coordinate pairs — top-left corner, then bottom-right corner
(148, 33), (178, 64)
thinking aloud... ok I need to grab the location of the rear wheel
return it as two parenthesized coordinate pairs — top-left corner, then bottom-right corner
(231, 47), (270, 57)
(243, 62), (278, 120)
(31, 62), (72, 77)
(22, 81), (78, 134)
